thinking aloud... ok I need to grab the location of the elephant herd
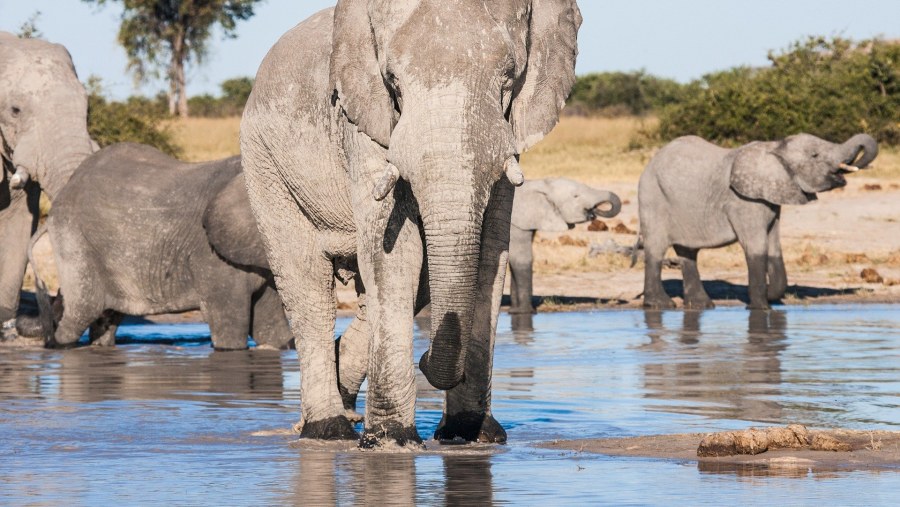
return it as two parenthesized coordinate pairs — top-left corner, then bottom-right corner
(0, 0), (878, 449)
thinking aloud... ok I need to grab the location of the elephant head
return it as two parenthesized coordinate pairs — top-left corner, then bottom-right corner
(330, 0), (581, 389)
(203, 168), (271, 271)
(730, 133), (878, 205)
(0, 33), (93, 200)
(511, 178), (621, 232)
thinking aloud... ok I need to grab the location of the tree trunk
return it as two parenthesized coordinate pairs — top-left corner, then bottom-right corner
(168, 30), (188, 118)
(176, 59), (188, 118)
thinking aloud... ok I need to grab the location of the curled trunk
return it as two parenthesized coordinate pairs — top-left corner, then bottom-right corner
(840, 134), (878, 169)
(592, 190), (621, 219)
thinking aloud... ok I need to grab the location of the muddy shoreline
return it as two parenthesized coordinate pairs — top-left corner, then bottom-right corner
(543, 430), (900, 473)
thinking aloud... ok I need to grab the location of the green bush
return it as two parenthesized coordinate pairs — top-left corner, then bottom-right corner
(567, 71), (688, 116)
(187, 77), (254, 117)
(86, 77), (180, 156)
(658, 37), (900, 145)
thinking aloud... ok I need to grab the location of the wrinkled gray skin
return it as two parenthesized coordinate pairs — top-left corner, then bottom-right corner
(40, 143), (292, 349)
(509, 178), (621, 314)
(241, 1), (581, 447)
(639, 133), (878, 310)
(0, 32), (93, 322)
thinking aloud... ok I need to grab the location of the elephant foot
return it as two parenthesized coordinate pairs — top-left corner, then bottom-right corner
(299, 415), (359, 441)
(683, 297), (715, 310)
(434, 412), (507, 444)
(746, 302), (771, 311)
(767, 289), (787, 303)
(14, 314), (44, 338)
(642, 295), (676, 310)
(360, 421), (423, 450)
(507, 306), (536, 315)
(211, 343), (250, 352)
(91, 335), (116, 347)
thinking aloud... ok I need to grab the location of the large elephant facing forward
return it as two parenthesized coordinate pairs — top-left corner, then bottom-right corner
(38, 143), (293, 350)
(638, 133), (878, 310)
(0, 33), (93, 322)
(509, 178), (621, 314)
(241, 1), (581, 447)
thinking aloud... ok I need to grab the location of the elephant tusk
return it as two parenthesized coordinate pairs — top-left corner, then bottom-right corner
(504, 156), (525, 186)
(373, 162), (400, 201)
(10, 166), (30, 189)
(839, 163), (860, 172)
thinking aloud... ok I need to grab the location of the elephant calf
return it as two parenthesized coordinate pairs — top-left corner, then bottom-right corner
(638, 133), (878, 310)
(36, 143), (293, 349)
(509, 178), (621, 314)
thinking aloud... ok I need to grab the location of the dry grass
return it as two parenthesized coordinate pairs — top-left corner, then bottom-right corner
(165, 114), (900, 181)
(520, 116), (657, 185)
(863, 147), (900, 179)
(167, 116), (241, 162)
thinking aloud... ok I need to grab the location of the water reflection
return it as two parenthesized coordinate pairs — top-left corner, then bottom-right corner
(289, 451), (494, 506)
(642, 309), (789, 423)
(510, 313), (534, 334)
(0, 347), (286, 405)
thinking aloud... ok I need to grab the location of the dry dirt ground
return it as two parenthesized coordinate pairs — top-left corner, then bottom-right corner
(543, 429), (900, 473)
(22, 175), (899, 318)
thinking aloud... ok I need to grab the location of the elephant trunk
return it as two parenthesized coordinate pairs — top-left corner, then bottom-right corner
(417, 192), (484, 391)
(12, 103), (92, 200)
(840, 133), (879, 170)
(591, 190), (621, 219)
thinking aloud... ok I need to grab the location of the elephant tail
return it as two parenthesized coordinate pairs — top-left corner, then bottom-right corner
(27, 223), (54, 343)
(630, 233), (643, 268)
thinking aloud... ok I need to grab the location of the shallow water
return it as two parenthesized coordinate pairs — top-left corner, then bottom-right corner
(2, 305), (899, 505)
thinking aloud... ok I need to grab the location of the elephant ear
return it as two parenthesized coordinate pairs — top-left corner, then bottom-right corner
(729, 144), (814, 206)
(330, 0), (394, 148)
(510, 0), (582, 153)
(203, 172), (270, 270)
(511, 182), (570, 232)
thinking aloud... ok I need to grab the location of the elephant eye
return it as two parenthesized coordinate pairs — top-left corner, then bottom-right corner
(811, 152), (819, 158)
(10, 106), (21, 117)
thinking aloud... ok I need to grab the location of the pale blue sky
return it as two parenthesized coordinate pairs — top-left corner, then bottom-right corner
(2, 0), (899, 99)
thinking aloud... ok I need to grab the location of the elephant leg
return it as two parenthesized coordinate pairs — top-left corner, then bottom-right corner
(195, 267), (252, 351)
(250, 282), (294, 350)
(766, 214), (787, 302)
(434, 181), (513, 444)
(674, 246), (714, 309)
(244, 166), (355, 440)
(335, 318), (367, 422)
(355, 195), (424, 448)
(642, 234), (675, 309)
(734, 230), (770, 311)
(508, 227), (535, 314)
(89, 311), (123, 347)
(0, 188), (38, 323)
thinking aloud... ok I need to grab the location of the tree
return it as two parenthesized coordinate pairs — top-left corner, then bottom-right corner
(17, 11), (43, 39)
(84, 0), (262, 117)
